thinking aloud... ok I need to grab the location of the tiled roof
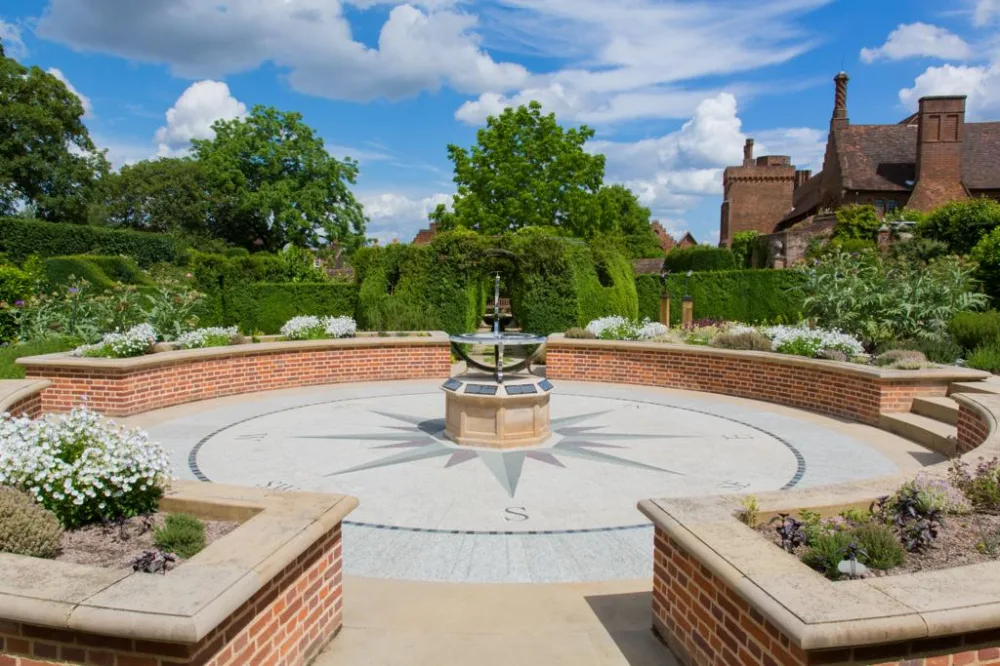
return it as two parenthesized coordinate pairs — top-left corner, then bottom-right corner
(632, 258), (665, 275)
(833, 122), (1000, 192)
(781, 172), (824, 223)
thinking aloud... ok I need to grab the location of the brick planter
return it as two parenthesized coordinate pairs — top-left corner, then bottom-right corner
(17, 334), (452, 416)
(639, 392), (1000, 666)
(0, 482), (357, 666)
(546, 335), (987, 425)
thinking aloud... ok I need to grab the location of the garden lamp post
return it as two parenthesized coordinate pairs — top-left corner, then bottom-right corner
(681, 270), (694, 329)
(659, 269), (671, 328)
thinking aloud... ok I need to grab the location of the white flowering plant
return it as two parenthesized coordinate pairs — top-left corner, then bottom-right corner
(0, 406), (171, 529)
(760, 324), (865, 358)
(72, 323), (157, 358)
(175, 326), (239, 350)
(280, 315), (357, 341)
(585, 316), (667, 341)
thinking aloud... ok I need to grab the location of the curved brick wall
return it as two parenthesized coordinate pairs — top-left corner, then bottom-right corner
(546, 336), (986, 425)
(18, 335), (451, 417)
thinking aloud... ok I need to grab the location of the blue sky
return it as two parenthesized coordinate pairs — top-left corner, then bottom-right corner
(2, 0), (999, 244)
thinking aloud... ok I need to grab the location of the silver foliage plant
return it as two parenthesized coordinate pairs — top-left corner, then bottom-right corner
(797, 251), (987, 349)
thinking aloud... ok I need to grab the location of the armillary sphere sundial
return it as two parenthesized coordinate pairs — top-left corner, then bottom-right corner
(443, 273), (551, 448)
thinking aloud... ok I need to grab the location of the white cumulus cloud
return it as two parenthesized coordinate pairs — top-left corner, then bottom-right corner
(155, 80), (247, 157)
(0, 19), (26, 58)
(861, 23), (972, 63)
(47, 68), (93, 116)
(360, 192), (453, 243)
(975, 0), (1000, 26)
(899, 63), (1000, 119)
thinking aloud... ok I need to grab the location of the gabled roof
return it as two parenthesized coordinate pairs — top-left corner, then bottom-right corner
(964, 123), (1000, 190)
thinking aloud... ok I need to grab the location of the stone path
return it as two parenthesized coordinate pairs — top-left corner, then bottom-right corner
(125, 379), (935, 584)
(312, 576), (676, 666)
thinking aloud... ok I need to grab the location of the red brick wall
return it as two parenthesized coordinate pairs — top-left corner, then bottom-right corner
(27, 343), (451, 416)
(3, 391), (43, 419)
(720, 166), (795, 246)
(957, 402), (992, 455)
(0, 524), (343, 666)
(546, 345), (949, 425)
(653, 527), (1000, 666)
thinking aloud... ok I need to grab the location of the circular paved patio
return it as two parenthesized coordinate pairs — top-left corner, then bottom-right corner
(129, 379), (932, 583)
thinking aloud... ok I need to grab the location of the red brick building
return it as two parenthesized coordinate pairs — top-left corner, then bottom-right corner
(719, 72), (1000, 248)
(650, 221), (696, 253)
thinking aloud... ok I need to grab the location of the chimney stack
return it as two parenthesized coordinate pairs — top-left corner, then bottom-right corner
(794, 169), (812, 191)
(743, 138), (754, 166)
(907, 95), (969, 211)
(832, 72), (849, 130)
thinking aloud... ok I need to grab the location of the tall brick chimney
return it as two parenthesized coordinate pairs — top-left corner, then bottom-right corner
(743, 138), (754, 166)
(794, 169), (812, 190)
(831, 72), (849, 130)
(907, 95), (969, 211)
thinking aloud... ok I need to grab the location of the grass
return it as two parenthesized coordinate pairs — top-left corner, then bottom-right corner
(0, 337), (81, 379)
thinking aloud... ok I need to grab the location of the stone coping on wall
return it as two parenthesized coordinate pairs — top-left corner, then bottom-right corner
(16, 331), (451, 373)
(0, 379), (51, 413)
(546, 334), (988, 384)
(638, 392), (1000, 653)
(0, 480), (358, 644)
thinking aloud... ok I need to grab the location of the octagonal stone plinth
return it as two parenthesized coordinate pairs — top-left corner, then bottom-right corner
(442, 373), (552, 449)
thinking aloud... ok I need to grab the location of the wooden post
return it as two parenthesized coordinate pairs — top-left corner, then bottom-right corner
(659, 294), (671, 328)
(681, 296), (694, 328)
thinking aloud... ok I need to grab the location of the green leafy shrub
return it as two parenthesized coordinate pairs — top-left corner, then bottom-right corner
(880, 336), (963, 364)
(798, 251), (987, 349)
(0, 487), (63, 558)
(226, 283), (358, 334)
(564, 327), (596, 339)
(851, 522), (905, 570)
(710, 330), (772, 351)
(801, 530), (854, 580)
(0, 218), (179, 266)
(154, 513), (206, 559)
(950, 311), (1000, 352)
(86, 256), (153, 286)
(876, 350), (927, 367)
(636, 270), (805, 325)
(919, 197), (1000, 255)
(0, 264), (32, 303)
(43, 256), (118, 291)
(729, 231), (761, 268)
(951, 458), (1000, 511)
(968, 340), (1000, 373)
(833, 204), (881, 241)
(663, 245), (737, 272)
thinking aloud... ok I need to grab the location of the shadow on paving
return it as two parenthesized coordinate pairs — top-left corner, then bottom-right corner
(585, 591), (678, 666)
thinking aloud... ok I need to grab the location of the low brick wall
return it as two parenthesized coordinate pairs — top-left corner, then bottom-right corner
(18, 336), (451, 416)
(0, 380), (49, 419)
(547, 337), (985, 425)
(653, 527), (1000, 666)
(0, 524), (342, 666)
(956, 394), (995, 455)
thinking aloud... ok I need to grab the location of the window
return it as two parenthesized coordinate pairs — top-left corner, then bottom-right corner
(886, 200), (899, 213)
(874, 199), (886, 216)
(313, 258), (322, 268)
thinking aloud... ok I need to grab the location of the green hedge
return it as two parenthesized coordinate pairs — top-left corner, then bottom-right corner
(663, 245), (737, 272)
(0, 337), (82, 379)
(225, 283), (358, 333)
(0, 218), (179, 266)
(508, 230), (638, 335)
(43, 255), (154, 290)
(636, 269), (805, 324)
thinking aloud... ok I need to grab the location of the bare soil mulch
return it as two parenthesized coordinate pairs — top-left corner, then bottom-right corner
(56, 513), (238, 570)
(756, 513), (1000, 578)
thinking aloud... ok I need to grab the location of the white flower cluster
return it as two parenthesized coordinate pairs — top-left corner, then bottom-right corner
(73, 323), (157, 358)
(280, 315), (357, 340)
(175, 326), (238, 349)
(760, 324), (865, 356)
(586, 316), (666, 341)
(0, 406), (171, 527)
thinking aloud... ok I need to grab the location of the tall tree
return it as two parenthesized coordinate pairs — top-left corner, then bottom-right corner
(93, 158), (209, 233)
(431, 101), (606, 236)
(192, 106), (367, 251)
(0, 44), (108, 223)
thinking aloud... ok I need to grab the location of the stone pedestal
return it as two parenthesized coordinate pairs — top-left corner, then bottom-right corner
(442, 373), (552, 449)
(681, 297), (694, 328)
(659, 294), (671, 328)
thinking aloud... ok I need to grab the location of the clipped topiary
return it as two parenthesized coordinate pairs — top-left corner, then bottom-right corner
(564, 327), (596, 339)
(875, 349), (927, 367)
(154, 513), (206, 559)
(710, 331), (772, 352)
(0, 486), (63, 558)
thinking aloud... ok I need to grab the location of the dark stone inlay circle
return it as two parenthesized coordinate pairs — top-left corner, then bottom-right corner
(187, 390), (807, 533)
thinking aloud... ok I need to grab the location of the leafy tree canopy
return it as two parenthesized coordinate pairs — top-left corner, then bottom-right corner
(833, 204), (882, 241)
(0, 44), (108, 223)
(432, 101), (614, 237)
(192, 106), (367, 252)
(93, 158), (208, 234)
(917, 197), (1000, 255)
